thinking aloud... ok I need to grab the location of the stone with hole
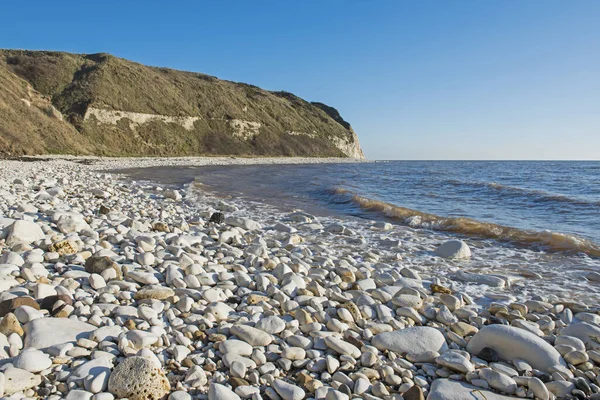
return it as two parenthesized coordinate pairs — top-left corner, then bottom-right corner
(107, 356), (170, 400)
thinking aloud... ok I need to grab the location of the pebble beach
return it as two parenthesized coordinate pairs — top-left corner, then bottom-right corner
(0, 156), (599, 400)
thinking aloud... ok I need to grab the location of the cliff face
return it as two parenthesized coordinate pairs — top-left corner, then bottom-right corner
(0, 50), (365, 158)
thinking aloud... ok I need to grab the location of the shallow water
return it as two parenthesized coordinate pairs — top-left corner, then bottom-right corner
(120, 160), (600, 305)
(142, 161), (600, 255)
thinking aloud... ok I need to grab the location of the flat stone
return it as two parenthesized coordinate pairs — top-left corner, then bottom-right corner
(480, 368), (517, 394)
(225, 217), (262, 231)
(428, 379), (519, 400)
(323, 336), (361, 358)
(134, 285), (174, 301)
(255, 315), (286, 334)
(372, 327), (448, 355)
(466, 325), (566, 373)
(230, 325), (272, 346)
(220, 339), (253, 356)
(24, 318), (95, 350)
(435, 351), (474, 373)
(3, 366), (42, 395)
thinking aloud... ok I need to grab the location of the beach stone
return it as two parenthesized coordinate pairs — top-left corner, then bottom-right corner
(134, 285), (174, 300)
(435, 240), (471, 259)
(528, 377), (550, 400)
(13, 348), (52, 372)
(230, 325), (272, 346)
(560, 322), (600, 350)
(281, 347), (306, 360)
(0, 296), (39, 317)
(85, 256), (122, 280)
(225, 217), (262, 231)
(272, 379), (305, 400)
(4, 220), (45, 246)
(3, 367), (41, 395)
(108, 356), (170, 400)
(89, 273), (107, 290)
(70, 356), (113, 384)
(480, 368), (517, 394)
(564, 349), (588, 365)
(39, 294), (73, 311)
(546, 381), (576, 398)
(466, 324), (566, 372)
(455, 271), (506, 287)
(57, 215), (90, 233)
(220, 339), (253, 356)
(555, 335), (586, 351)
(66, 389), (94, 399)
(128, 270), (158, 284)
(477, 347), (499, 362)
(209, 212), (225, 224)
(372, 326), (448, 355)
(428, 379), (519, 400)
(435, 351), (474, 373)
(0, 313), (23, 336)
(169, 391), (192, 400)
(209, 383), (240, 400)
(48, 239), (78, 255)
(391, 294), (422, 308)
(402, 385), (424, 400)
(255, 315), (286, 334)
(324, 336), (361, 358)
(206, 302), (235, 321)
(24, 317), (95, 349)
(14, 305), (43, 323)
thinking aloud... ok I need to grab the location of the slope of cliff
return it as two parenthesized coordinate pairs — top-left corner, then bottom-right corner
(0, 50), (365, 158)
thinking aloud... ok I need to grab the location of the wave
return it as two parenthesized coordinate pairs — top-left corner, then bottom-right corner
(330, 187), (600, 257)
(443, 179), (600, 208)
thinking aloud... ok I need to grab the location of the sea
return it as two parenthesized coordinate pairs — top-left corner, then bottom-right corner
(122, 160), (600, 304)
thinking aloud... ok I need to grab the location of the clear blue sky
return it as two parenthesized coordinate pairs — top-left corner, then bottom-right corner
(2, 1), (599, 160)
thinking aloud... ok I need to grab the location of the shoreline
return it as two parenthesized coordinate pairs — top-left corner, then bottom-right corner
(1, 155), (371, 171)
(0, 158), (598, 400)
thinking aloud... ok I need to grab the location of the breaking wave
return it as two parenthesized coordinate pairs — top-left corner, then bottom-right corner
(330, 187), (600, 257)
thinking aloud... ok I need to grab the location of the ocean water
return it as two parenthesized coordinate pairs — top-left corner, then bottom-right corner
(120, 160), (600, 303)
(181, 161), (600, 256)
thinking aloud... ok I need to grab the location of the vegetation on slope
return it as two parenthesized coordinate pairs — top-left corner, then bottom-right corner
(0, 50), (363, 158)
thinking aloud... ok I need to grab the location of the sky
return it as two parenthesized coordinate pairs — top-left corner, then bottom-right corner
(1, 1), (599, 160)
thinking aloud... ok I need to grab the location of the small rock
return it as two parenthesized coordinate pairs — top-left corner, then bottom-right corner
(435, 240), (471, 259)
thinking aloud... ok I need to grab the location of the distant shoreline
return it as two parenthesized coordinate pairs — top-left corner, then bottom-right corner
(0, 154), (370, 171)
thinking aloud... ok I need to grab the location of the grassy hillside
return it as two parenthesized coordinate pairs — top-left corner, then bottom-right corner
(0, 50), (364, 158)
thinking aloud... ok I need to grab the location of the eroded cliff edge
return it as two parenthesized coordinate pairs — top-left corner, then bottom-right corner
(0, 50), (365, 158)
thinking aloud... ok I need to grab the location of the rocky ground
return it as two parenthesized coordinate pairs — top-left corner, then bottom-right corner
(0, 158), (599, 400)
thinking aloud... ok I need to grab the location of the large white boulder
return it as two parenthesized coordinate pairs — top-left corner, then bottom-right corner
(372, 327), (448, 355)
(466, 325), (566, 372)
(4, 220), (45, 246)
(435, 239), (471, 259)
(24, 318), (96, 350)
(427, 379), (519, 400)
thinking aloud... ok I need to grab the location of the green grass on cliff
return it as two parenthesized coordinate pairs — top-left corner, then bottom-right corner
(0, 49), (358, 157)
